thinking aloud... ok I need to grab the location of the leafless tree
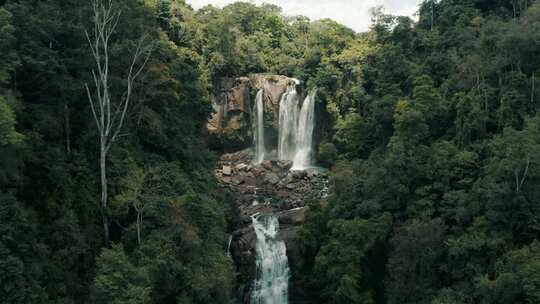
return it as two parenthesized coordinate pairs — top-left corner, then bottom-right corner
(85, 0), (152, 245)
(515, 156), (530, 193)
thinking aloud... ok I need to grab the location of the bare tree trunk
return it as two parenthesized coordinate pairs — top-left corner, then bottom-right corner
(532, 72), (535, 113)
(137, 210), (142, 246)
(515, 157), (530, 193)
(133, 200), (143, 246)
(431, 0), (435, 31)
(100, 138), (109, 244)
(85, 0), (152, 246)
(64, 102), (71, 154)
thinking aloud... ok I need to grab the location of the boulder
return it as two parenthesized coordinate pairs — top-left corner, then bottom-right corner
(281, 172), (294, 185)
(243, 172), (257, 186)
(292, 170), (307, 180)
(279, 207), (307, 226)
(236, 163), (249, 171)
(219, 176), (232, 184)
(277, 160), (293, 171)
(232, 176), (244, 185)
(286, 183), (297, 190)
(220, 149), (252, 164)
(264, 172), (280, 185)
(307, 170), (318, 179)
(261, 160), (274, 171)
(232, 226), (257, 250)
(223, 165), (232, 176)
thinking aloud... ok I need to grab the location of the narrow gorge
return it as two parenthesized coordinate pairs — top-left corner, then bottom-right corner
(210, 74), (328, 303)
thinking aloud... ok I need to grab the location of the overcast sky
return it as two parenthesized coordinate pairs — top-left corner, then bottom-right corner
(186, 0), (422, 32)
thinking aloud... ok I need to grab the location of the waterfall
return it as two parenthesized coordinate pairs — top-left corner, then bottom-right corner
(278, 80), (300, 161)
(254, 89), (265, 164)
(251, 214), (290, 304)
(292, 89), (317, 170)
(274, 79), (317, 169)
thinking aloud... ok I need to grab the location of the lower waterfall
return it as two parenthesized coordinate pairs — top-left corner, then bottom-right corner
(251, 214), (290, 304)
(292, 90), (317, 170)
(254, 89), (265, 164)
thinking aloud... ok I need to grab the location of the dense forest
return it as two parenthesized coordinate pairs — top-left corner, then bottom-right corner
(1, 0), (540, 303)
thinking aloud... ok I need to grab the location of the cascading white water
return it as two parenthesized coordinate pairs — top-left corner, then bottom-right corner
(254, 89), (266, 164)
(273, 79), (317, 169)
(278, 80), (300, 161)
(292, 89), (317, 170)
(251, 214), (290, 304)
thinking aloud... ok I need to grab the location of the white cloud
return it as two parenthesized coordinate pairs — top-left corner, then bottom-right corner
(186, 0), (422, 32)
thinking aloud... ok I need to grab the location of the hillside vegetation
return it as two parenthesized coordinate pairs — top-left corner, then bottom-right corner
(1, 0), (540, 303)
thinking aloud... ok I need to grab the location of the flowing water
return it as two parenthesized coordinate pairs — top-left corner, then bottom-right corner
(292, 90), (317, 170)
(278, 81), (300, 161)
(277, 81), (317, 169)
(254, 89), (266, 164)
(251, 214), (290, 304)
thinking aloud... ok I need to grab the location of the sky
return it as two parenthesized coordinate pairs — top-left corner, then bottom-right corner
(186, 0), (423, 32)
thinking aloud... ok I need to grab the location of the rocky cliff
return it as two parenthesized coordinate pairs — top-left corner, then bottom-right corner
(207, 74), (302, 151)
(215, 149), (328, 303)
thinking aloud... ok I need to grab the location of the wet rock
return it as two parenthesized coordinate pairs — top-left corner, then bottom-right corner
(220, 149), (253, 165)
(261, 160), (273, 171)
(285, 183), (297, 190)
(279, 207), (307, 225)
(292, 170), (307, 180)
(249, 74), (295, 124)
(264, 172), (280, 185)
(232, 226), (257, 249)
(277, 160), (293, 171)
(243, 173), (257, 187)
(236, 163), (249, 171)
(232, 176), (244, 185)
(208, 75), (301, 149)
(217, 150), (329, 304)
(281, 172), (294, 185)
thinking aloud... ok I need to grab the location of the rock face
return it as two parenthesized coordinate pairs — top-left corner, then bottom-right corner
(207, 74), (301, 151)
(216, 149), (328, 303)
(250, 74), (299, 126)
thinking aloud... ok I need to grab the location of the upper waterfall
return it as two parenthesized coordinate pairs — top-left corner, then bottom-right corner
(253, 89), (265, 164)
(277, 80), (317, 169)
(292, 89), (317, 170)
(278, 81), (300, 161)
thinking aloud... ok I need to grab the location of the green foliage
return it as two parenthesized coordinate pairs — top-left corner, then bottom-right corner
(92, 245), (151, 304)
(0, 7), (18, 87)
(2, 0), (540, 303)
(386, 219), (446, 304)
(298, 1), (540, 303)
(318, 141), (338, 167)
(313, 214), (392, 303)
(0, 194), (47, 304)
(334, 113), (375, 159)
(0, 96), (22, 146)
(0, 0), (232, 303)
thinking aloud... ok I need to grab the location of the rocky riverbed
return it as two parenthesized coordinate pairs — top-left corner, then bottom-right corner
(215, 149), (328, 303)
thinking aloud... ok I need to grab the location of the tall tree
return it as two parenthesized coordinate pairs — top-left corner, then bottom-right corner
(85, 0), (152, 244)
